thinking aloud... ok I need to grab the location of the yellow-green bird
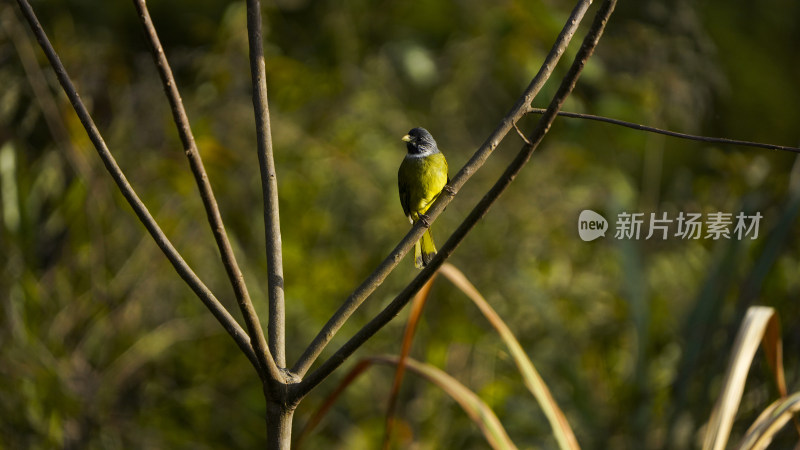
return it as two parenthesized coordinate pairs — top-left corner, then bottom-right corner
(398, 127), (449, 269)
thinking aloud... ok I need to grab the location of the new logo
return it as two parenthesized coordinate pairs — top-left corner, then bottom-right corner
(578, 209), (608, 241)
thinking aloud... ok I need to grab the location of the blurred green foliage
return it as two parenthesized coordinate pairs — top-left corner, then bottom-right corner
(1, 0), (799, 448)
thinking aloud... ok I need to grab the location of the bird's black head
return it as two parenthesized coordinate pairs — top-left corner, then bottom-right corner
(402, 127), (439, 155)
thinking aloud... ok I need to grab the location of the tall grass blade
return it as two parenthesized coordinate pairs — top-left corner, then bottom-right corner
(370, 355), (518, 450)
(297, 354), (517, 449)
(738, 392), (800, 450)
(702, 306), (781, 450)
(383, 276), (437, 449)
(439, 263), (580, 450)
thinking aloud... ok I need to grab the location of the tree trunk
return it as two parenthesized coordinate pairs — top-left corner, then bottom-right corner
(266, 399), (295, 450)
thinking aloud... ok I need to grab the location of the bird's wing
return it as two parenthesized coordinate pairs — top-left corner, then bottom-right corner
(398, 160), (412, 219)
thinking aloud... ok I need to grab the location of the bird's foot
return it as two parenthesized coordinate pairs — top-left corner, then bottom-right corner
(419, 213), (432, 227)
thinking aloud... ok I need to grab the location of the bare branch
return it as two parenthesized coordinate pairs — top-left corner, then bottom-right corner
(13, 0), (261, 372)
(528, 108), (800, 153)
(291, 0), (605, 385)
(245, 0), (287, 369)
(131, 0), (280, 382)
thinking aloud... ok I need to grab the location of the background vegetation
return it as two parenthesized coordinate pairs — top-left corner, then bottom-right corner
(1, 0), (798, 448)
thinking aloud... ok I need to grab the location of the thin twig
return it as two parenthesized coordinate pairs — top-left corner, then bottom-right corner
(291, 0), (594, 378)
(246, 0), (287, 370)
(132, 0), (280, 382)
(13, 0), (261, 372)
(293, 0), (617, 399)
(514, 122), (533, 146)
(528, 108), (800, 153)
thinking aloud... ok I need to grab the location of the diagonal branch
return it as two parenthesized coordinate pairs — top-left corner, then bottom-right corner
(528, 108), (800, 153)
(245, 0), (287, 369)
(294, 0), (619, 400)
(291, 0), (594, 378)
(13, 0), (262, 372)
(131, 0), (280, 383)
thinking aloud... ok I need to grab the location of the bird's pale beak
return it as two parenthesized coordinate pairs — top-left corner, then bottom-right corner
(401, 134), (412, 142)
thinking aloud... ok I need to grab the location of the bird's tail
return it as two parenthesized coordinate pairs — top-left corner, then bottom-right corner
(415, 228), (437, 269)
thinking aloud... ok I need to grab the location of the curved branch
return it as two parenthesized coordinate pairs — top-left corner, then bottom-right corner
(293, 0), (618, 398)
(246, 0), (287, 369)
(132, 0), (280, 382)
(14, 0), (260, 372)
(291, 0), (595, 378)
(528, 108), (800, 153)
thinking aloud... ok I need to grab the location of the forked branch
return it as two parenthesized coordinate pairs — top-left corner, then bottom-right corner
(14, 0), (261, 372)
(294, 0), (619, 398)
(291, 0), (595, 378)
(132, 0), (280, 383)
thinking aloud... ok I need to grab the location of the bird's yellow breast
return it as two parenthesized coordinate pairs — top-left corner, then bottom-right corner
(398, 151), (449, 221)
